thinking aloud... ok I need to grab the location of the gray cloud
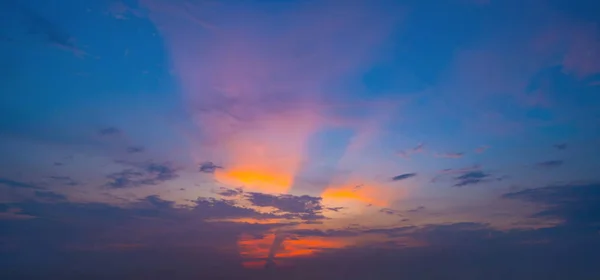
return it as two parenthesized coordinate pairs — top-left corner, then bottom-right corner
(392, 173), (417, 181)
(216, 187), (243, 197)
(199, 162), (223, 173)
(105, 162), (179, 188)
(453, 170), (491, 187)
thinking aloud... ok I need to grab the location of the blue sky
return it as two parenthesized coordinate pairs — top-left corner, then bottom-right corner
(1, 0), (600, 278)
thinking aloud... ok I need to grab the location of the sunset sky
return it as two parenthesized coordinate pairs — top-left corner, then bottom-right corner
(1, 0), (600, 279)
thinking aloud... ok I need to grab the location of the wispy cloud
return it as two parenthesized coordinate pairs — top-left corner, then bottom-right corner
(48, 176), (78, 186)
(397, 143), (425, 159)
(34, 191), (67, 201)
(379, 208), (403, 216)
(0, 178), (43, 190)
(105, 162), (179, 188)
(474, 145), (490, 153)
(16, 2), (86, 56)
(435, 152), (465, 159)
(126, 146), (145, 154)
(98, 127), (121, 136)
(392, 173), (417, 181)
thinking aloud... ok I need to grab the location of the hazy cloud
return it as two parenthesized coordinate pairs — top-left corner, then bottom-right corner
(126, 146), (145, 153)
(99, 127), (121, 136)
(435, 152), (465, 159)
(537, 160), (564, 168)
(0, 178), (43, 190)
(34, 190), (67, 201)
(553, 143), (567, 150)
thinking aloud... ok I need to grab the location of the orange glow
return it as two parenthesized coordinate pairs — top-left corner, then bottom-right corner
(237, 232), (352, 269)
(209, 111), (320, 194)
(321, 184), (393, 207)
(207, 217), (286, 224)
(242, 260), (268, 269)
(215, 168), (293, 194)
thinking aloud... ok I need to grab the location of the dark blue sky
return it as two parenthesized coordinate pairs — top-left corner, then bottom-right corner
(1, 0), (600, 279)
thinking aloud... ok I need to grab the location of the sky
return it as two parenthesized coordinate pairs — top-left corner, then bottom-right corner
(1, 0), (600, 279)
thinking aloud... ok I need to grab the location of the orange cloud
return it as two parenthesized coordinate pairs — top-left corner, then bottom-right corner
(237, 232), (352, 269)
(321, 183), (399, 208)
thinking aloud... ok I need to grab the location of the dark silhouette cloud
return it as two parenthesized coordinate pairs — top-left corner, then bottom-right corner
(392, 173), (417, 181)
(503, 183), (600, 227)
(216, 187), (243, 197)
(536, 160), (564, 168)
(453, 170), (491, 187)
(105, 162), (179, 188)
(245, 192), (325, 220)
(199, 162), (223, 173)
(326, 207), (345, 212)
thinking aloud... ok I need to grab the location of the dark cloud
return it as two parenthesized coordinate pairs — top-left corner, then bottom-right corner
(453, 170), (492, 187)
(440, 164), (481, 174)
(34, 190), (67, 201)
(105, 162), (179, 188)
(99, 127), (121, 136)
(216, 187), (243, 197)
(326, 207), (345, 212)
(199, 162), (223, 173)
(363, 226), (416, 237)
(285, 228), (359, 238)
(245, 192), (325, 220)
(126, 146), (145, 153)
(553, 143), (567, 150)
(536, 160), (564, 168)
(0, 178), (43, 190)
(392, 173), (417, 181)
(407, 206), (426, 213)
(503, 183), (600, 227)
(379, 208), (403, 216)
